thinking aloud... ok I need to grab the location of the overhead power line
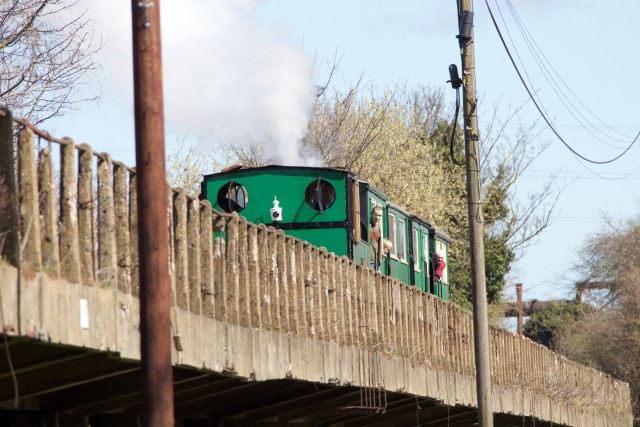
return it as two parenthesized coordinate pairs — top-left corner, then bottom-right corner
(484, 0), (640, 165)
(499, 0), (635, 147)
(522, 168), (640, 181)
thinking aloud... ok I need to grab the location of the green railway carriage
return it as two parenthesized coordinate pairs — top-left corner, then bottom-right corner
(200, 165), (450, 301)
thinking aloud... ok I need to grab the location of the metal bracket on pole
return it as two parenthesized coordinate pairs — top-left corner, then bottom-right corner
(137, 2), (154, 29)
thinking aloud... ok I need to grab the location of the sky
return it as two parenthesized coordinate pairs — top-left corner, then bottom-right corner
(47, 0), (640, 304)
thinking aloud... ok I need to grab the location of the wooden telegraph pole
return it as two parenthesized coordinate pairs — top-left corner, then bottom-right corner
(131, 1), (174, 426)
(516, 283), (524, 336)
(458, 0), (493, 425)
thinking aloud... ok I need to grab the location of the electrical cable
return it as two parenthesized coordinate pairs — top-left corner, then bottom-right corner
(492, 0), (549, 117)
(572, 155), (640, 181)
(504, 0), (634, 144)
(501, 0), (634, 147)
(493, 0), (640, 153)
(525, 168), (640, 180)
(496, 0), (623, 150)
(448, 87), (465, 166)
(485, 0), (640, 164)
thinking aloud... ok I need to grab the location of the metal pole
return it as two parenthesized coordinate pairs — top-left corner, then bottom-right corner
(131, 1), (174, 426)
(458, 0), (493, 425)
(516, 283), (523, 336)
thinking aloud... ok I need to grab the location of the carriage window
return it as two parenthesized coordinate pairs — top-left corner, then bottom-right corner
(388, 213), (397, 259)
(423, 233), (430, 276)
(436, 241), (448, 283)
(368, 198), (377, 234)
(413, 228), (420, 272)
(362, 198), (379, 243)
(398, 218), (406, 262)
(305, 178), (336, 212)
(352, 181), (361, 241)
(217, 181), (249, 213)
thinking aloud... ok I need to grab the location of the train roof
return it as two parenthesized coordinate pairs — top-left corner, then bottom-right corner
(387, 202), (451, 241)
(409, 213), (433, 229)
(388, 202), (435, 230)
(386, 201), (411, 216)
(431, 228), (451, 243)
(202, 164), (356, 180)
(356, 179), (388, 200)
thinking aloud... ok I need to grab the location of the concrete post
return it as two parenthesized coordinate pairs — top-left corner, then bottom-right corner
(114, 163), (131, 293)
(77, 144), (96, 284)
(173, 189), (189, 311)
(38, 149), (60, 274)
(199, 200), (214, 318)
(187, 197), (201, 315)
(97, 154), (117, 288)
(18, 128), (42, 269)
(0, 109), (19, 266)
(60, 139), (81, 283)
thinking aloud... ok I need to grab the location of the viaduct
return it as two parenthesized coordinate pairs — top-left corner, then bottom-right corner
(0, 115), (632, 426)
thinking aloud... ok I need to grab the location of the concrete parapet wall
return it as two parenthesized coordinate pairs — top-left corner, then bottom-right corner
(0, 264), (632, 426)
(0, 118), (633, 426)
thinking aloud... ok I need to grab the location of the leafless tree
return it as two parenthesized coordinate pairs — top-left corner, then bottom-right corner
(478, 98), (566, 257)
(555, 216), (640, 421)
(1, 0), (101, 124)
(304, 76), (397, 175)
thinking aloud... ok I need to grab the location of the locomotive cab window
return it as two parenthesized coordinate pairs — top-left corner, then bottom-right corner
(217, 181), (249, 213)
(305, 178), (336, 212)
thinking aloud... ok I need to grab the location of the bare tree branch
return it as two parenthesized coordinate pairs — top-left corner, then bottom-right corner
(0, 0), (101, 123)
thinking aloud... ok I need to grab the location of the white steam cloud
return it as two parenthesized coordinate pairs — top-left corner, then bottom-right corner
(85, 0), (317, 166)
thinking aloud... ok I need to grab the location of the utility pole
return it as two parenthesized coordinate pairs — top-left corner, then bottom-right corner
(458, 0), (493, 425)
(131, 1), (174, 426)
(516, 283), (524, 336)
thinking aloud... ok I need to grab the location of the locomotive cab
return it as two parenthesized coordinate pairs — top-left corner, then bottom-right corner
(200, 165), (355, 256)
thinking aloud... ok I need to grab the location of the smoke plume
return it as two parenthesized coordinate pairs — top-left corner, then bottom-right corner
(85, 0), (318, 166)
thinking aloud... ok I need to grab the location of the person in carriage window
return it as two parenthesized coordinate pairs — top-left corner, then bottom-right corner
(369, 206), (384, 270)
(434, 251), (446, 282)
(382, 239), (393, 256)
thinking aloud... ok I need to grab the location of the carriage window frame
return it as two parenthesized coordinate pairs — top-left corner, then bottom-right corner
(413, 228), (421, 272)
(365, 198), (384, 243)
(398, 218), (407, 263)
(388, 213), (397, 260)
(422, 232), (430, 277)
(359, 194), (372, 243)
(352, 181), (361, 241)
(435, 241), (448, 283)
